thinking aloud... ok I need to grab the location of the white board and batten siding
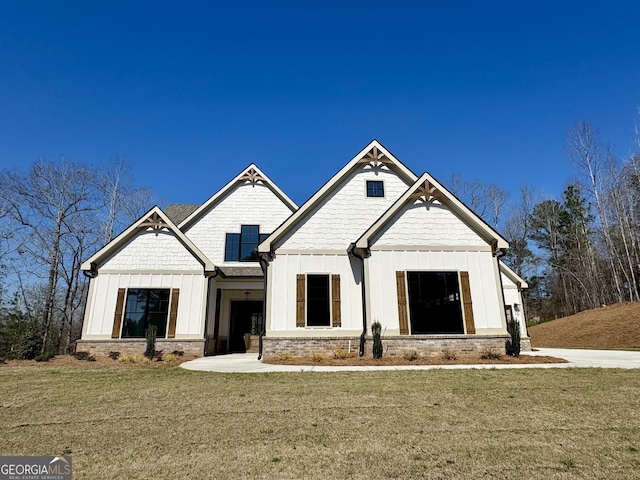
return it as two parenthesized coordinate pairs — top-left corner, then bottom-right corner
(84, 230), (206, 339)
(185, 182), (293, 264)
(278, 167), (410, 250)
(367, 199), (505, 335)
(268, 253), (363, 335)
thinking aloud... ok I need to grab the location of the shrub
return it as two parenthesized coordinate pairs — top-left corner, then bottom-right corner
(505, 318), (521, 357)
(19, 325), (43, 360)
(276, 353), (293, 361)
(480, 347), (502, 360)
(153, 350), (164, 361)
(75, 351), (90, 361)
(311, 353), (324, 363)
(333, 348), (352, 359)
(118, 354), (150, 364)
(163, 353), (178, 363)
(403, 350), (418, 361)
(0, 357), (6, 364)
(171, 350), (185, 357)
(86, 354), (96, 362)
(45, 352), (56, 360)
(108, 351), (120, 360)
(144, 325), (157, 360)
(371, 321), (383, 359)
(35, 354), (50, 362)
(441, 349), (457, 361)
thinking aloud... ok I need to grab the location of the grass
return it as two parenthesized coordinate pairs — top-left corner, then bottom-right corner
(529, 302), (640, 350)
(1, 366), (639, 479)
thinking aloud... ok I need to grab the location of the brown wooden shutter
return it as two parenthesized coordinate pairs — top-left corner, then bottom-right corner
(167, 288), (180, 338)
(112, 288), (126, 338)
(396, 271), (409, 335)
(296, 274), (306, 327)
(331, 274), (341, 327)
(459, 271), (476, 334)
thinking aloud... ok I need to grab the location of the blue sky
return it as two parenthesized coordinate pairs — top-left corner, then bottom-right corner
(1, 1), (639, 209)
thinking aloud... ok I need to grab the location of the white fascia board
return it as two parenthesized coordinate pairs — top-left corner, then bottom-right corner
(258, 139), (418, 253)
(178, 163), (297, 230)
(355, 172), (510, 251)
(499, 261), (529, 289)
(81, 206), (215, 273)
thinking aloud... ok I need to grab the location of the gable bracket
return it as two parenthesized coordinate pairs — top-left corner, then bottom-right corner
(239, 167), (265, 186)
(139, 212), (168, 231)
(409, 180), (443, 203)
(357, 145), (394, 168)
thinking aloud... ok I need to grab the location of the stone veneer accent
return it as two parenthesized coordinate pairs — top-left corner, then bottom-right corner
(76, 339), (205, 357)
(262, 335), (513, 358)
(520, 337), (532, 352)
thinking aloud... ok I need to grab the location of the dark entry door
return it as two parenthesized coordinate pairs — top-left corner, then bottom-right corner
(229, 301), (263, 352)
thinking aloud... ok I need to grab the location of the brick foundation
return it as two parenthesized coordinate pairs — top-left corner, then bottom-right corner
(262, 335), (512, 358)
(76, 339), (205, 357)
(520, 336), (532, 352)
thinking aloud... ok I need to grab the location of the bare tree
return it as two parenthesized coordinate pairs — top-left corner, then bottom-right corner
(0, 160), (98, 353)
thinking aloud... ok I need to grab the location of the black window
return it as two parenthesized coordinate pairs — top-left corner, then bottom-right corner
(367, 180), (384, 197)
(407, 272), (464, 334)
(306, 274), (330, 326)
(224, 225), (270, 262)
(121, 289), (170, 338)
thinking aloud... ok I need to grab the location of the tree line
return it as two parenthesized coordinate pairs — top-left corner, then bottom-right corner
(0, 157), (151, 358)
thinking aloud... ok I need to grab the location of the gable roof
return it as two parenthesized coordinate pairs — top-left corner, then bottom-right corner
(258, 139), (418, 254)
(499, 261), (529, 289)
(81, 206), (215, 274)
(165, 204), (200, 224)
(178, 163), (297, 230)
(354, 172), (510, 252)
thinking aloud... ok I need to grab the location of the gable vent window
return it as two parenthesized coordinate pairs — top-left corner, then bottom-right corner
(225, 225), (270, 262)
(366, 180), (384, 197)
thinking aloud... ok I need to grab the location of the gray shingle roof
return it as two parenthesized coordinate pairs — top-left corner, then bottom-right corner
(217, 266), (264, 278)
(164, 204), (200, 225)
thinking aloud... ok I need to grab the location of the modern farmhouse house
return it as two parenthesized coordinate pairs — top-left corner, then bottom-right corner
(78, 140), (529, 357)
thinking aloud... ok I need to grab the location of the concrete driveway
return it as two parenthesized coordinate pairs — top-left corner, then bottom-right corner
(180, 348), (640, 373)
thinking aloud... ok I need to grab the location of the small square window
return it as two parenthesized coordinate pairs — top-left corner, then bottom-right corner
(367, 180), (384, 197)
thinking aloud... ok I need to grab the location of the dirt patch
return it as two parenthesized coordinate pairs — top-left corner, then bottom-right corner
(529, 302), (640, 349)
(263, 353), (566, 366)
(0, 354), (198, 369)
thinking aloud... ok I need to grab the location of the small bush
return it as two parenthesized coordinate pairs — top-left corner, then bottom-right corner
(108, 351), (120, 360)
(118, 354), (150, 364)
(35, 354), (50, 362)
(19, 325), (43, 360)
(371, 321), (383, 359)
(505, 318), (521, 357)
(333, 348), (353, 359)
(276, 353), (293, 361)
(311, 353), (324, 363)
(163, 353), (178, 363)
(144, 325), (157, 360)
(153, 350), (164, 361)
(0, 357), (6, 364)
(86, 354), (96, 362)
(171, 350), (185, 357)
(75, 351), (91, 361)
(403, 350), (418, 361)
(480, 348), (502, 360)
(441, 349), (457, 361)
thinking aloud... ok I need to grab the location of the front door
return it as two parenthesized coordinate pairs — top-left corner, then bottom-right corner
(228, 301), (263, 352)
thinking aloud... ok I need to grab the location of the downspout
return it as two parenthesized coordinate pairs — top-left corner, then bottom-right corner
(495, 248), (508, 327)
(348, 243), (367, 357)
(257, 253), (269, 360)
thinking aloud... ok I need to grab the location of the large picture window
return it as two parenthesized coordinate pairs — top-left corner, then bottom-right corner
(225, 225), (270, 262)
(307, 274), (330, 326)
(121, 289), (170, 338)
(407, 272), (464, 334)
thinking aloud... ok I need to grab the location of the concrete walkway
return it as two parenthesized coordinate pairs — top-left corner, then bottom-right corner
(180, 348), (640, 373)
